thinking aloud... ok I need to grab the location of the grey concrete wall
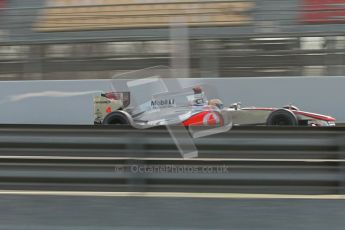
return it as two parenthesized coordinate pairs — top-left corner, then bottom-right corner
(0, 76), (343, 124)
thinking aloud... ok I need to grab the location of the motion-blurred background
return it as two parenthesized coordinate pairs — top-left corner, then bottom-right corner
(2, 2), (345, 230)
(1, 0), (345, 80)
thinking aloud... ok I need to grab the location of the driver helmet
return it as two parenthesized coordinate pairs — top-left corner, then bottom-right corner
(208, 99), (224, 109)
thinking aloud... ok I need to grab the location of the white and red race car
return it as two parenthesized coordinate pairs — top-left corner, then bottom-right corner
(93, 87), (336, 128)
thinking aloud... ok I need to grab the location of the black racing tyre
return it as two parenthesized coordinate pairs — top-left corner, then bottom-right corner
(102, 111), (130, 125)
(266, 109), (298, 126)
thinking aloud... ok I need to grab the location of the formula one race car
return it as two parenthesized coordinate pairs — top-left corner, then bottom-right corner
(93, 87), (335, 127)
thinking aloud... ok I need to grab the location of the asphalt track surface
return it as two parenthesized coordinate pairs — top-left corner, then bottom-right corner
(1, 192), (345, 230)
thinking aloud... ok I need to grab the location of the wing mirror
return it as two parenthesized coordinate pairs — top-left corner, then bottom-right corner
(229, 102), (241, 110)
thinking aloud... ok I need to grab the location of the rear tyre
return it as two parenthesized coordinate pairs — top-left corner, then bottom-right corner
(266, 109), (298, 126)
(102, 111), (130, 125)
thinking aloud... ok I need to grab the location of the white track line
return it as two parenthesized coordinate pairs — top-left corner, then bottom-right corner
(0, 190), (344, 200)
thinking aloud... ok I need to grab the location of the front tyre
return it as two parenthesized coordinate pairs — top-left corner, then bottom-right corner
(266, 109), (298, 126)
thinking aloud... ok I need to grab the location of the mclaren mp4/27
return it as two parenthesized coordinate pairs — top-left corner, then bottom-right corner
(93, 87), (335, 128)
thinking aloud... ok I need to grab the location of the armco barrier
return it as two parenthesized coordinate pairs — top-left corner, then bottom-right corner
(0, 125), (344, 194)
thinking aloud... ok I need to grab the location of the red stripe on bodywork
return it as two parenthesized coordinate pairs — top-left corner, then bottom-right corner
(182, 111), (222, 126)
(294, 111), (336, 121)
